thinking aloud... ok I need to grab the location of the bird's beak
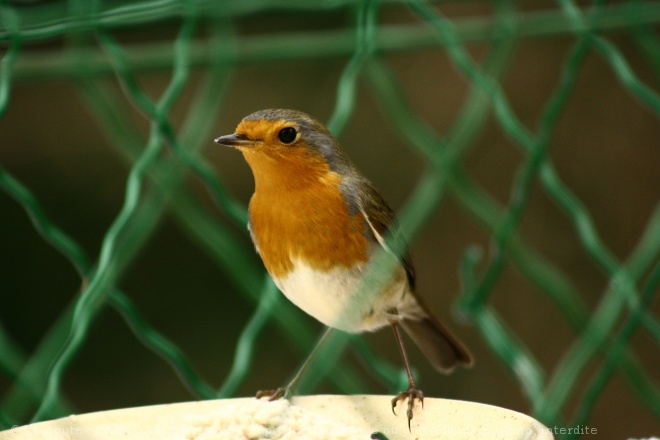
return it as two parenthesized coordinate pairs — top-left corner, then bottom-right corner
(214, 133), (255, 148)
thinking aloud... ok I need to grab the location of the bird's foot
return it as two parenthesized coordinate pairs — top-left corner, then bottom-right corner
(391, 386), (424, 430)
(255, 387), (290, 401)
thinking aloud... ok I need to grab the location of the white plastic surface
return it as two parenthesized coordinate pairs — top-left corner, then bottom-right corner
(1, 395), (553, 439)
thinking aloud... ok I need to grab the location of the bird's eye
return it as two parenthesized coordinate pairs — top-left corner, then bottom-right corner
(278, 127), (297, 144)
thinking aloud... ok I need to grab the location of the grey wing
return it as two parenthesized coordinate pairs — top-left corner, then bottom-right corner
(344, 176), (415, 288)
(347, 177), (473, 372)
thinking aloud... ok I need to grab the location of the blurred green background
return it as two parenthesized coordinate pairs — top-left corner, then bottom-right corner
(1, 1), (659, 439)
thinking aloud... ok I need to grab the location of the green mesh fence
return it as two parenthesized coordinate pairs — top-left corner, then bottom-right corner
(1, 0), (659, 439)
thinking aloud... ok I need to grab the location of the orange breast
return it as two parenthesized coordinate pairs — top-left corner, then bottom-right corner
(244, 148), (369, 278)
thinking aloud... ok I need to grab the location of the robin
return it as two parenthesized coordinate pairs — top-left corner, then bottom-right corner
(214, 109), (472, 427)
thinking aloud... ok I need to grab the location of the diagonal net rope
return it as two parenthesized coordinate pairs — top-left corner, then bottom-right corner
(1, 0), (658, 438)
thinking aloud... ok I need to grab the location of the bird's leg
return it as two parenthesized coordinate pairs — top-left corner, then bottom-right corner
(256, 327), (334, 401)
(390, 322), (424, 430)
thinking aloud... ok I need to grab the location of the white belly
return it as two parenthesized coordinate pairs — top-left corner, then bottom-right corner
(272, 258), (408, 333)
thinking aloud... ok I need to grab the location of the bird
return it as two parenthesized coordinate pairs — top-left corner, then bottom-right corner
(214, 108), (472, 427)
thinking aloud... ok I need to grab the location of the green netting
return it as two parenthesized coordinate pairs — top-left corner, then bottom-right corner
(1, 0), (659, 439)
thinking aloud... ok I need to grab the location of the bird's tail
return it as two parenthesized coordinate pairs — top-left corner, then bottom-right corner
(401, 296), (473, 373)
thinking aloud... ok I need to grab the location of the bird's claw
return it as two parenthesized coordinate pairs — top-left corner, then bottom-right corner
(255, 387), (290, 401)
(391, 387), (424, 430)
